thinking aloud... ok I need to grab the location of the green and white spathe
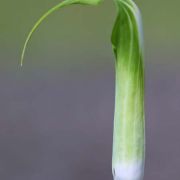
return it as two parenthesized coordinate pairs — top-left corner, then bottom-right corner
(112, 0), (145, 179)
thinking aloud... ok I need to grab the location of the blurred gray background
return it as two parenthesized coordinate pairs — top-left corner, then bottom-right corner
(0, 0), (180, 179)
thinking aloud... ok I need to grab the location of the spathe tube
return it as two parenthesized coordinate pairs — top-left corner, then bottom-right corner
(111, 0), (145, 179)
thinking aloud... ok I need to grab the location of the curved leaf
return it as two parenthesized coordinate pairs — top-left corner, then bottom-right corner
(21, 0), (102, 66)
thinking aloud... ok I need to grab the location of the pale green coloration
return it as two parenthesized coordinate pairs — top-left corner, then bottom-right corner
(112, 0), (145, 179)
(21, 0), (145, 179)
(20, 0), (102, 66)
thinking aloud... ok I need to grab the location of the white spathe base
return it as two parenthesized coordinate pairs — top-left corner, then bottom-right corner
(113, 161), (144, 180)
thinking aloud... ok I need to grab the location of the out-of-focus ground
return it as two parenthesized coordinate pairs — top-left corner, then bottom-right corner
(0, 0), (180, 179)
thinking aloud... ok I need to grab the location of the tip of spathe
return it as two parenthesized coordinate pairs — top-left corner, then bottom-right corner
(20, 61), (23, 67)
(20, 54), (24, 67)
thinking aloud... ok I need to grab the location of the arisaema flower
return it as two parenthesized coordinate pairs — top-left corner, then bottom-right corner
(21, 0), (145, 179)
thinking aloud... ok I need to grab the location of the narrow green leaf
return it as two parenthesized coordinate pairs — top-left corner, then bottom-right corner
(20, 0), (102, 66)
